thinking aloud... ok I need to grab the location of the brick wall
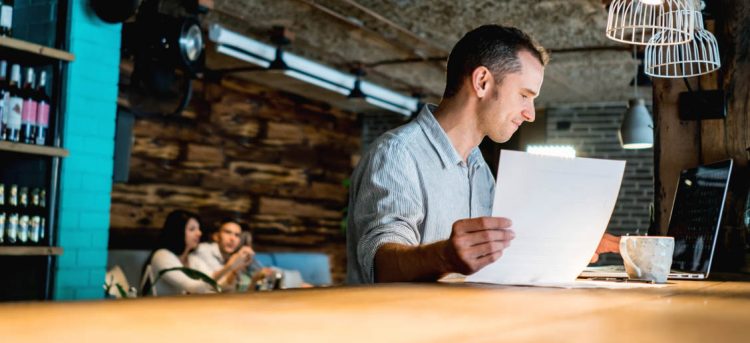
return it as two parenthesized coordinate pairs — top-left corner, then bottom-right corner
(54, 1), (121, 300)
(111, 77), (361, 284)
(361, 112), (410, 151)
(546, 103), (654, 263)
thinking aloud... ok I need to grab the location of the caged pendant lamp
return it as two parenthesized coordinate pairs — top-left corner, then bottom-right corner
(606, 0), (696, 46)
(644, 6), (720, 78)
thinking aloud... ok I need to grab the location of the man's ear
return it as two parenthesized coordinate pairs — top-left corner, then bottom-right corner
(212, 232), (219, 242)
(471, 66), (492, 98)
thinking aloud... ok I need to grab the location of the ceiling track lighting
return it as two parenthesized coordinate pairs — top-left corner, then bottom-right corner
(208, 24), (418, 117)
(606, 0), (696, 46)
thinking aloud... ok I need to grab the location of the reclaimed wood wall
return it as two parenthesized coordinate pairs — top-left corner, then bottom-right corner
(111, 72), (361, 283)
(654, 0), (750, 270)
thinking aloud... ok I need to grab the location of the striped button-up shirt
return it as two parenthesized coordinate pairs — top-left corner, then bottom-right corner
(346, 104), (495, 284)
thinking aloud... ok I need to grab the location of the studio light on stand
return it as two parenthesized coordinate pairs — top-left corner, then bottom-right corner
(619, 47), (654, 150)
(124, 0), (206, 116)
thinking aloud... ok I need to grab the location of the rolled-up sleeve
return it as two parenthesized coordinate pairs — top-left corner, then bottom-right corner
(350, 140), (424, 283)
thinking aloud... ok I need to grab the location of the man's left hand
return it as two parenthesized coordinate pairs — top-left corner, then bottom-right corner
(590, 233), (620, 263)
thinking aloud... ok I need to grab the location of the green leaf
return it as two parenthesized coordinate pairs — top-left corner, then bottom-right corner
(151, 267), (222, 294)
(115, 283), (128, 298)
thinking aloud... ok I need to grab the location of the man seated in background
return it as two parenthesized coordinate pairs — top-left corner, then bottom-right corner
(190, 219), (310, 292)
(189, 219), (255, 292)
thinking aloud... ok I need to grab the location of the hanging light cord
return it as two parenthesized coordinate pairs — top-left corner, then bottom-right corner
(633, 45), (638, 99)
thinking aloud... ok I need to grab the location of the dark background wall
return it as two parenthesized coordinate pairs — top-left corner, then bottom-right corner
(110, 75), (360, 284)
(654, 1), (750, 272)
(546, 103), (655, 235)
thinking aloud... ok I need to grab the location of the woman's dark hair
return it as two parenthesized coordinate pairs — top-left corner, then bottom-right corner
(443, 25), (549, 99)
(159, 210), (201, 256)
(140, 210), (201, 295)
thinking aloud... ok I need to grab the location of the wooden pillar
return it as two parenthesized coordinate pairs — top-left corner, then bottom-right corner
(654, 0), (750, 270)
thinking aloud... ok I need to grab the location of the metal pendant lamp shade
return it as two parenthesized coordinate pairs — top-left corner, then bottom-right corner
(644, 9), (720, 78)
(606, 0), (696, 45)
(619, 99), (654, 149)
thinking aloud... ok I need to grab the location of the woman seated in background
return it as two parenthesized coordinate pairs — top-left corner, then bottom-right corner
(141, 210), (215, 296)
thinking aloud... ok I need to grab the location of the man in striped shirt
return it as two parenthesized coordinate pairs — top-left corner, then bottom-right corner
(346, 25), (620, 284)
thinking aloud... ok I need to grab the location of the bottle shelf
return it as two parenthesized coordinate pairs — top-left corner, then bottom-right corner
(0, 36), (74, 62)
(0, 246), (63, 256)
(0, 141), (68, 157)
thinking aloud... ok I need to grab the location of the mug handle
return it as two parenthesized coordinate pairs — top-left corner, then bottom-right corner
(620, 237), (641, 278)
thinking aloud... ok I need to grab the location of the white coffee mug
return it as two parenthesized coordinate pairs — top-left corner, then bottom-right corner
(620, 236), (675, 283)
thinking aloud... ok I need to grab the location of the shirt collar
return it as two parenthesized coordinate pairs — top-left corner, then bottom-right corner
(416, 104), (485, 170)
(209, 242), (223, 261)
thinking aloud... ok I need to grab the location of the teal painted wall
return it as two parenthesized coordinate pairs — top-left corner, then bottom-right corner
(54, 0), (121, 300)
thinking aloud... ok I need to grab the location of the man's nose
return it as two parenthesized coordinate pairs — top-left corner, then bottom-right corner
(522, 105), (535, 122)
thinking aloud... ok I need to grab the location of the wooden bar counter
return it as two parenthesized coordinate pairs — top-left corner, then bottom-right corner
(1, 280), (749, 342)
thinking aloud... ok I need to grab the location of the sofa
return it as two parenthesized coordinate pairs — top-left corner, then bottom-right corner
(106, 249), (332, 291)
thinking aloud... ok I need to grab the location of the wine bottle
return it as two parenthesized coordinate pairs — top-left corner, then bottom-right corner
(17, 214), (27, 243)
(0, 0), (13, 37)
(35, 70), (49, 145)
(29, 215), (40, 244)
(6, 184), (16, 244)
(7, 212), (16, 244)
(31, 187), (39, 207)
(20, 67), (36, 144)
(6, 64), (21, 142)
(0, 60), (8, 140)
(0, 183), (4, 245)
(8, 184), (16, 207)
(18, 186), (27, 208)
(0, 212), (5, 245)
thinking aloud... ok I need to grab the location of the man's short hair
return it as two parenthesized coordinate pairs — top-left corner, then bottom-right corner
(443, 25), (548, 99)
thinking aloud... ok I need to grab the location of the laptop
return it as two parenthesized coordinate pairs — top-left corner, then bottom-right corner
(580, 159), (733, 280)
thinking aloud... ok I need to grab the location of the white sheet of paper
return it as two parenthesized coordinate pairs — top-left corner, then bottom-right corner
(465, 150), (626, 285)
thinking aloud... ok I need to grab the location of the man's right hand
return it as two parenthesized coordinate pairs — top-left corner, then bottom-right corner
(227, 246), (255, 271)
(442, 217), (515, 275)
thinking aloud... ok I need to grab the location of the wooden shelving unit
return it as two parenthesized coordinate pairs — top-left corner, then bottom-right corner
(0, 141), (69, 157)
(0, 12), (75, 300)
(0, 36), (74, 62)
(0, 246), (63, 256)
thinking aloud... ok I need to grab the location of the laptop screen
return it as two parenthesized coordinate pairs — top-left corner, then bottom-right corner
(667, 159), (733, 275)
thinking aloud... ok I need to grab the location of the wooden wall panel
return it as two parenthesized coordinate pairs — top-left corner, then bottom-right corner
(111, 73), (360, 284)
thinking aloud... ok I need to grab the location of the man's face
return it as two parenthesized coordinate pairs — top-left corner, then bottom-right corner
(478, 50), (545, 143)
(214, 222), (242, 255)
